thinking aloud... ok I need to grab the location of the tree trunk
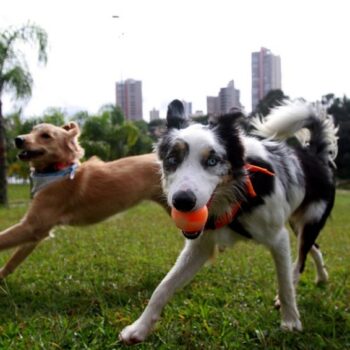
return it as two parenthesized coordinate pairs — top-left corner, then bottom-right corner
(0, 99), (8, 207)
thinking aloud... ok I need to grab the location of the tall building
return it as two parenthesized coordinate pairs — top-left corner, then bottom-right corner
(206, 80), (241, 116)
(251, 47), (281, 110)
(149, 108), (160, 121)
(207, 96), (219, 116)
(182, 100), (193, 116)
(116, 79), (143, 120)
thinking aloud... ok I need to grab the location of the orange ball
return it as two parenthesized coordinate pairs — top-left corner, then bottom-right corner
(171, 206), (208, 232)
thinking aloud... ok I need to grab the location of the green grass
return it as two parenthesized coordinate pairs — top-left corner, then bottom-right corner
(0, 185), (349, 349)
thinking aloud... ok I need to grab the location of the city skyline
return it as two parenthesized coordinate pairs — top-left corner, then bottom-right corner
(1, 0), (349, 121)
(207, 80), (241, 116)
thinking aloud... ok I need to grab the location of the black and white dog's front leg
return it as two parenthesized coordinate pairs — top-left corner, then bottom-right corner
(269, 228), (302, 331)
(119, 232), (216, 345)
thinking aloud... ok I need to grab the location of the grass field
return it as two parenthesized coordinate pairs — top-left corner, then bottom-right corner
(0, 185), (349, 349)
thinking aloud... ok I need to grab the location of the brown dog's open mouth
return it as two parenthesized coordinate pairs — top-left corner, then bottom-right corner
(182, 230), (202, 239)
(18, 150), (45, 161)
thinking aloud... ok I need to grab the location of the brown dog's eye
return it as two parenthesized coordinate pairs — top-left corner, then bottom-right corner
(41, 133), (52, 139)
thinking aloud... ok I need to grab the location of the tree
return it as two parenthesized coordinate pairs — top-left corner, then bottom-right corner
(324, 94), (350, 179)
(80, 105), (154, 160)
(148, 118), (166, 139)
(70, 110), (89, 128)
(192, 114), (209, 125)
(0, 23), (48, 206)
(41, 107), (66, 126)
(99, 104), (124, 126)
(80, 114), (111, 160)
(3, 111), (29, 182)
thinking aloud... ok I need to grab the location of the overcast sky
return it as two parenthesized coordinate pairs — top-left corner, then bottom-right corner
(1, 0), (349, 120)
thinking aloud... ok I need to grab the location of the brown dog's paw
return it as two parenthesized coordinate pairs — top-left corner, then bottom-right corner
(0, 268), (7, 280)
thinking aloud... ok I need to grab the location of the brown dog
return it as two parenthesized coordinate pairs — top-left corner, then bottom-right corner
(0, 122), (166, 279)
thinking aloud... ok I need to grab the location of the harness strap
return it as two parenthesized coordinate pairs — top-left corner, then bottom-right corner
(31, 163), (79, 197)
(207, 163), (275, 230)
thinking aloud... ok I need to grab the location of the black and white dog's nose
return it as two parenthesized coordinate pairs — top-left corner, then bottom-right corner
(15, 137), (25, 149)
(172, 190), (196, 212)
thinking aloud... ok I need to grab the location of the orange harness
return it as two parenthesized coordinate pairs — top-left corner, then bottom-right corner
(209, 164), (275, 230)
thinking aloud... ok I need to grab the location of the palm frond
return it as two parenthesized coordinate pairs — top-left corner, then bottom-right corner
(2, 65), (33, 100)
(0, 22), (48, 65)
(0, 22), (48, 100)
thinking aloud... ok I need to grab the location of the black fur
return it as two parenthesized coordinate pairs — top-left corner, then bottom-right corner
(166, 100), (188, 129)
(157, 133), (173, 161)
(163, 141), (190, 173)
(296, 147), (335, 207)
(213, 113), (245, 171)
(304, 116), (334, 166)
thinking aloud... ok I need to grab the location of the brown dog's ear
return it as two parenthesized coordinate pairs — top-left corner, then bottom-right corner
(62, 122), (80, 137)
(62, 122), (84, 159)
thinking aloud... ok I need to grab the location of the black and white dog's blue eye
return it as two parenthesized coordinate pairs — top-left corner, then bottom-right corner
(206, 157), (218, 167)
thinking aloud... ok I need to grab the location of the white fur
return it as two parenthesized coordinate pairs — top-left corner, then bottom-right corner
(303, 201), (328, 225)
(242, 136), (270, 160)
(310, 245), (329, 284)
(164, 125), (228, 210)
(251, 100), (313, 140)
(252, 101), (338, 166)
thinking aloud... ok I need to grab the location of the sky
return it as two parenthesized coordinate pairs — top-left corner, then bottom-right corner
(1, 0), (349, 121)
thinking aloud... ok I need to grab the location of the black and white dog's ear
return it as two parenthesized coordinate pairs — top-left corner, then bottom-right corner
(209, 108), (244, 129)
(166, 99), (188, 129)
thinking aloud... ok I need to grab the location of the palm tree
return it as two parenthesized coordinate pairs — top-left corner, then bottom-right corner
(0, 23), (48, 206)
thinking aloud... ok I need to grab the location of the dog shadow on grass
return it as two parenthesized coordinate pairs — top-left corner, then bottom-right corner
(0, 270), (163, 320)
(0, 273), (348, 345)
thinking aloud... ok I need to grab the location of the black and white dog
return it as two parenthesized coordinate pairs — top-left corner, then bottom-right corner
(120, 99), (338, 344)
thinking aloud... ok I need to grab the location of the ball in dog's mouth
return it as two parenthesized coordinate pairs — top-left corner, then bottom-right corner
(171, 206), (208, 231)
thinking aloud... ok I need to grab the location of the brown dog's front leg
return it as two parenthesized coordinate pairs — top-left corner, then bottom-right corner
(0, 242), (40, 279)
(0, 221), (50, 252)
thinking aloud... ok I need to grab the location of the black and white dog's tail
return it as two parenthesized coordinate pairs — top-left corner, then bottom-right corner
(251, 100), (339, 168)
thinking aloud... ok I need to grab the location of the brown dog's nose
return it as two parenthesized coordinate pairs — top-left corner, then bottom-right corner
(15, 137), (25, 149)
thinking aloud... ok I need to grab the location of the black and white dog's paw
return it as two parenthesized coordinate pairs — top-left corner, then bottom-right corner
(281, 317), (303, 332)
(119, 321), (150, 345)
(274, 294), (281, 309)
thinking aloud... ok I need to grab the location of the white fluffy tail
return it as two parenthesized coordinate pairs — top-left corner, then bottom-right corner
(251, 100), (314, 140)
(252, 100), (339, 167)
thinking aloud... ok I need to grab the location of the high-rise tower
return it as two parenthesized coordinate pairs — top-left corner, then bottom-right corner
(251, 47), (281, 110)
(116, 79), (143, 120)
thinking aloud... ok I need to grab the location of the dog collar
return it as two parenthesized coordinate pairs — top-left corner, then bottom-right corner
(31, 163), (79, 197)
(206, 163), (275, 230)
(53, 162), (74, 171)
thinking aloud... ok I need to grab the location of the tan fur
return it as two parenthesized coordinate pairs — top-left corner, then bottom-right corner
(19, 122), (84, 171)
(0, 122), (166, 278)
